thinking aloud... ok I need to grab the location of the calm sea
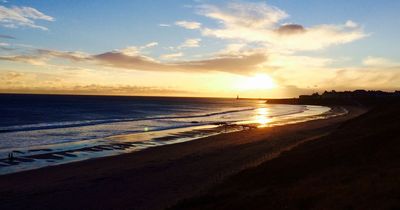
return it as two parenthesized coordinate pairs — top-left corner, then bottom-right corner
(0, 94), (344, 174)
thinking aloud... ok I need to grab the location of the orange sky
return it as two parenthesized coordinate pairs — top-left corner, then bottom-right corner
(1, 1), (400, 98)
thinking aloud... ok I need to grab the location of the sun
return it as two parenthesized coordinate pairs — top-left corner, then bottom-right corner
(237, 73), (277, 90)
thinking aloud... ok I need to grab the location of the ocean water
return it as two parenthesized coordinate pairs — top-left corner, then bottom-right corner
(0, 94), (346, 174)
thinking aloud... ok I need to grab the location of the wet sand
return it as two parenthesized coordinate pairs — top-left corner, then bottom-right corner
(0, 106), (366, 210)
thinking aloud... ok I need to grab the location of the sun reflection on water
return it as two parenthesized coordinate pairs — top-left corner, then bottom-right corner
(255, 107), (272, 127)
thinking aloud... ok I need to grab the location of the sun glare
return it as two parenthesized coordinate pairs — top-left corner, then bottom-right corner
(237, 74), (277, 90)
(255, 107), (272, 127)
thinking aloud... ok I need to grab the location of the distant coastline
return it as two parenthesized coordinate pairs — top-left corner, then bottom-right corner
(267, 90), (400, 106)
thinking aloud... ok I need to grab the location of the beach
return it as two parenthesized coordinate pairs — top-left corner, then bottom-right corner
(0, 106), (365, 210)
(1, 1), (399, 209)
(0, 95), (336, 175)
(172, 103), (400, 210)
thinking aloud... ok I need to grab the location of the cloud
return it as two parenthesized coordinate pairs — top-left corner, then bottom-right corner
(0, 70), (61, 88)
(160, 52), (183, 60)
(0, 34), (15, 39)
(345, 20), (358, 28)
(175, 20), (202, 29)
(64, 85), (193, 96)
(92, 49), (266, 74)
(0, 71), (24, 80)
(3, 47), (400, 96)
(117, 42), (158, 56)
(179, 38), (201, 48)
(93, 51), (162, 70)
(0, 69), (195, 96)
(0, 5), (54, 30)
(0, 70), (193, 96)
(175, 53), (267, 74)
(197, 2), (366, 51)
(0, 43), (267, 75)
(267, 54), (334, 69)
(276, 24), (305, 35)
(199, 2), (287, 29)
(325, 67), (400, 90)
(0, 54), (48, 65)
(0, 42), (13, 50)
(37, 49), (91, 61)
(268, 56), (400, 91)
(363, 56), (399, 67)
(158, 23), (171, 27)
(0, 48), (91, 66)
(165, 39), (201, 51)
(144, 42), (158, 48)
(5, 44), (399, 92)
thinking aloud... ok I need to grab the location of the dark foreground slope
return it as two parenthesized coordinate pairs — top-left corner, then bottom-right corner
(172, 103), (400, 210)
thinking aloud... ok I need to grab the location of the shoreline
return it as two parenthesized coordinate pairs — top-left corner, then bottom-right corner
(171, 103), (400, 209)
(0, 106), (366, 210)
(0, 104), (336, 175)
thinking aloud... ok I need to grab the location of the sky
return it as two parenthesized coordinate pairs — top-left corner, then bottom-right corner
(0, 0), (399, 98)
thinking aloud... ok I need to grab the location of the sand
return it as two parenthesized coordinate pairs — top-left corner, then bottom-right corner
(0, 106), (366, 210)
(171, 103), (400, 210)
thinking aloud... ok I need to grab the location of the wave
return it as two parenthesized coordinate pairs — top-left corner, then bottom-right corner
(0, 105), (308, 135)
(0, 107), (258, 133)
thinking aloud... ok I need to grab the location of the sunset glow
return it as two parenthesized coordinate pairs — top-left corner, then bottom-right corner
(237, 74), (277, 91)
(0, 1), (399, 98)
(1, 2), (400, 208)
(255, 107), (272, 127)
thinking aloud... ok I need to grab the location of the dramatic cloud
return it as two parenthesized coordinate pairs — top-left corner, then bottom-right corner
(0, 5), (54, 30)
(93, 49), (266, 74)
(175, 20), (202, 29)
(0, 42), (267, 75)
(197, 2), (366, 51)
(6, 46), (399, 92)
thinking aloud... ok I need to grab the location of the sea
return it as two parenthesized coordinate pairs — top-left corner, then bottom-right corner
(0, 94), (347, 174)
